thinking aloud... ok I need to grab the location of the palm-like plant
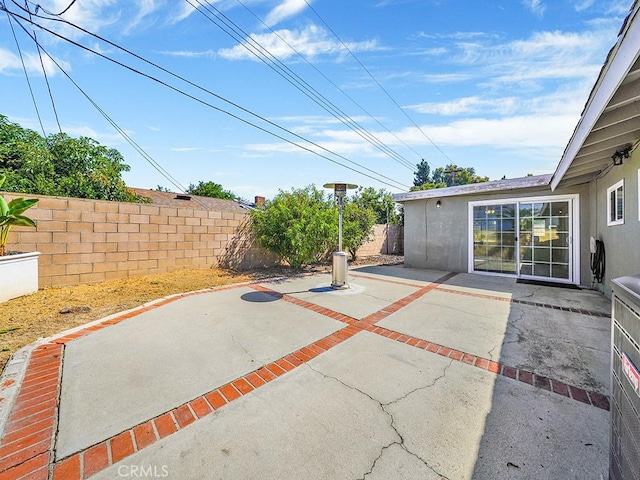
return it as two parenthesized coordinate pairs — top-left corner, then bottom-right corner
(0, 175), (39, 256)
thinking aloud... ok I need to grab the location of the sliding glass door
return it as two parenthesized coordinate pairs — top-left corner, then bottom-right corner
(471, 197), (575, 282)
(473, 204), (517, 274)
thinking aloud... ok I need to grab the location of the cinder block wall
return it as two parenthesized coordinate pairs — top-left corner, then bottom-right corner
(3, 193), (276, 288)
(357, 224), (403, 257)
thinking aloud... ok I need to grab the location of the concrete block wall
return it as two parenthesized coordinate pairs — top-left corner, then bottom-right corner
(357, 224), (403, 257)
(3, 193), (275, 288)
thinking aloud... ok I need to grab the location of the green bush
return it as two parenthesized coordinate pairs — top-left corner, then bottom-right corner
(249, 185), (377, 268)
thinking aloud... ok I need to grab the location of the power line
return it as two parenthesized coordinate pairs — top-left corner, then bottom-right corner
(24, 2), (62, 133)
(235, 0), (421, 170)
(2, 6), (411, 190)
(303, 0), (455, 168)
(9, 15), (214, 210)
(5, 8), (46, 136)
(188, 0), (416, 172)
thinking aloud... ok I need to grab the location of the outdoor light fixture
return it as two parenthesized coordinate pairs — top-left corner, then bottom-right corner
(323, 181), (358, 289)
(436, 200), (442, 208)
(612, 145), (632, 166)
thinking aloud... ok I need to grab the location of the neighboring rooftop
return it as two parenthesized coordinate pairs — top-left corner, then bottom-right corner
(132, 188), (250, 213)
(393, 174), (553, 203)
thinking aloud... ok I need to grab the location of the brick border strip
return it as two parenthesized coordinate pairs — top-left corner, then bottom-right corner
(435, 287), (611, 318)
(51, 322), (370, 480)
(369, 325), (610, 411)
(0, 343), (62, 480)
(0, 280), (267, 480)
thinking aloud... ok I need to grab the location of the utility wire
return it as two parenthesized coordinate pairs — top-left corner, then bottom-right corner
(10, 15), (215, 210)
(189, 0), (416, 172)
(5, 8), (46, 136)
(235, 0), (421, 170)
(3, 6), (410, 190)
(303, 0), (455, 168)
(24, 1), (62, 133)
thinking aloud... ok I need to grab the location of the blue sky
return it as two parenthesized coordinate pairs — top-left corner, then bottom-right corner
(0, 0), (632, 199)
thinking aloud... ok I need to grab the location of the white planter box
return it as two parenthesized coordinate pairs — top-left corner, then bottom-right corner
(0, 252), (40, 303)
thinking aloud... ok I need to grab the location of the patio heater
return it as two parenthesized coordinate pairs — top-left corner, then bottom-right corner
(323, 181), (358, 289)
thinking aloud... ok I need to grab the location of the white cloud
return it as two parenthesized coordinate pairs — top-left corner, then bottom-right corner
(170, 147), (204, 152)
(219, 24), (380, 61)
(407, 97), (519, 116)
(159, 49), (217, 58)
(170, 2), (198, 24)
(264, 0), (309, 27)
(574, 0), (595, 12)
(0, 47), (67, 76)
(522, 0), (546, 15)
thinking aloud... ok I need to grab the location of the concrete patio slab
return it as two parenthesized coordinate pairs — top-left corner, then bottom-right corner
(56, 286), (345, 459)
(264, 272), (422, 320)
(89, 363), (399, 480)
(0, 266), (613, 480)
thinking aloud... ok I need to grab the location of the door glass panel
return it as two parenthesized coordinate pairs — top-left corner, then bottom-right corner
(472, 204), (516, 274)
(519, 201), (570, 280)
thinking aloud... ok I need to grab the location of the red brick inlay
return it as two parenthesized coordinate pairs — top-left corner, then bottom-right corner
(2, 270), (611, 480)
(0, 344), (61, 479)
(368, 325), (610, 413)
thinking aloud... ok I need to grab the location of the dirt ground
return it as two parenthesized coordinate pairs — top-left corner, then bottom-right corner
(0, 255), (402, 373)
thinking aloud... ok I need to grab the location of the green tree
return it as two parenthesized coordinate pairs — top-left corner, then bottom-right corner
(249, 185), (335, 268)
(47, 133), (141, 202)
(413, 159), (432, 187)
(351, 187), (399, 224)
(186, 180), (236, 200)
(0, 115), (146, 202)
(431, 163), (489, 187)
(341, 201), (376, 261)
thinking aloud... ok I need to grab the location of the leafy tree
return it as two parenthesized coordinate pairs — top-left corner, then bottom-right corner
(249, 185), (335, 268)
(411, 161), (489, 190)
(155, 185), (172, 192)
(351, 187), (399, 224)
(413, 159), (432, 187)
(341, 201), (376, 261)
(186, 180), (236, 200)
(0, 115), (146, 202)
(431, 163), (489, 187)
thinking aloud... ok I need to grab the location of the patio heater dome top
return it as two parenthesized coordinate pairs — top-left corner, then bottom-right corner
(323, 182), (358, 198)
(323, 182), (359, 189)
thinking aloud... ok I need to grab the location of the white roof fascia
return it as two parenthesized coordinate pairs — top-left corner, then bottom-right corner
(393, 174), (552, 203)
(550, 4), (640, 191)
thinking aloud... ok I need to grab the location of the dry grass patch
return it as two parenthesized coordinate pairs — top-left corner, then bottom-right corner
(0, 268), (254, 371)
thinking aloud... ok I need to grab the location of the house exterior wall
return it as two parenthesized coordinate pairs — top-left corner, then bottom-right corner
(588, 148), (640, 297)
(403, 184), (592, 285)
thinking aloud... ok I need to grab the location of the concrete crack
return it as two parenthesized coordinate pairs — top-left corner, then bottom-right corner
(383, 359), (454, 408)
(230, 335), (261, 367)
(305, 363), (451, 480)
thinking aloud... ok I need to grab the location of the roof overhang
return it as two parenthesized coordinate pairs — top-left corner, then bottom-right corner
(551, 2), (640, 190)
(393, 174), (552, 203)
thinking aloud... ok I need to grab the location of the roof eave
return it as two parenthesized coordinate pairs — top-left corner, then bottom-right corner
(551, 2), (640, 191)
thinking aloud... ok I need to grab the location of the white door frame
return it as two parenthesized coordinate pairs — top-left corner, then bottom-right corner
(467, 194), (580, 284)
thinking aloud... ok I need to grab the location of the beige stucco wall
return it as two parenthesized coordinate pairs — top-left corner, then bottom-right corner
(402, 183), (593, 286)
